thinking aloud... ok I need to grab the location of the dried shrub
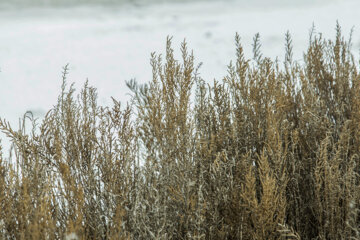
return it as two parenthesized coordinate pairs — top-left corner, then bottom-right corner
(1, 23), (360, 239)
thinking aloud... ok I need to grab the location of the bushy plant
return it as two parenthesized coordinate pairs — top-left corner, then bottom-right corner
(1, 23), (360, 239)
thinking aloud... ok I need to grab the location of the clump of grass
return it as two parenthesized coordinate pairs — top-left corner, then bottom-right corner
(0, 65), (137, 239)
(1, 23), (360, 239)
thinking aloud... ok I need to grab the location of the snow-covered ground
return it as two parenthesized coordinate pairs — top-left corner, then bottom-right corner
(0, 0), (359, 156)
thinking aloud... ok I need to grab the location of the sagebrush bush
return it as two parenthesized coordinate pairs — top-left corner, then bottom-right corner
(1, 23), (360, 239)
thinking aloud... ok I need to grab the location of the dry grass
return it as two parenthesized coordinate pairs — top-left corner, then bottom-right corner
(1, 23), (360, 239)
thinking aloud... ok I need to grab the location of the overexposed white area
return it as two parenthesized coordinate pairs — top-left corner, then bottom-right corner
(0, 0), (359, 155)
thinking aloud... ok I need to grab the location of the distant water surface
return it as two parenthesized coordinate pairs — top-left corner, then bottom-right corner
(0, 0), (338, 9)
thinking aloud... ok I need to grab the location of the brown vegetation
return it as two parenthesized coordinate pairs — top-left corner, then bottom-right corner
(1, 23), (360, 239)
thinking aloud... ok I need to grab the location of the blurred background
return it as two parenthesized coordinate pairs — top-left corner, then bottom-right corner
(0, 0), (359, 155)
